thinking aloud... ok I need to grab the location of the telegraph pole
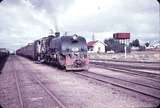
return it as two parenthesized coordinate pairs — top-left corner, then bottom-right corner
(92, 32), (95, 41)
(124, 40), (127, 59)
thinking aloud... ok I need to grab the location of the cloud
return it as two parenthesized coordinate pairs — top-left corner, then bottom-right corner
(59, 0), (159, 42)
(0, 0), (74, 51)
(0, 0), (159, 51)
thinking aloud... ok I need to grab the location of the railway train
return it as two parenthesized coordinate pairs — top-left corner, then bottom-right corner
(16, 32), (89, 70)
(0, 48), (9, 73)
(0, 48), (9, 58)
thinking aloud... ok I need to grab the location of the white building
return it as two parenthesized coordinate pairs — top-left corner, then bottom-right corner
(149, 40), (160, 49)
(87, 41), (106, 53)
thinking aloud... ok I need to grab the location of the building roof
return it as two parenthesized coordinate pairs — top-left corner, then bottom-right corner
(87, 41), (98, 46)
(87, 40), (108, 47)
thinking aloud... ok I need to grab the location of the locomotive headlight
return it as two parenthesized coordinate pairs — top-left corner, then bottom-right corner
(72, 47), (79, 52)
(73, 34), (78, 40)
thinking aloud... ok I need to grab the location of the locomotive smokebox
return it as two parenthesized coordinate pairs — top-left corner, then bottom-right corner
(55, 32), (60, 37)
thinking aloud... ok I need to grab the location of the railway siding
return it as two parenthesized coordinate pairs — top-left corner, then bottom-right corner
(90, 65), (160, 87)
(76, 71), (160, 99)
(90, 60), (160, 71)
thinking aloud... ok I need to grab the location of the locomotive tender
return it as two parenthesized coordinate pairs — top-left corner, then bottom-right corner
(16, 32), (89, 70)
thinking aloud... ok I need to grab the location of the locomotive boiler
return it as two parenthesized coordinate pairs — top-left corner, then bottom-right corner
(16, 32), (89, 70)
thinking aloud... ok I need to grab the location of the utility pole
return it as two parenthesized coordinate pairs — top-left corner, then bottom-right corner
(64, 32), (67, 36)
(92, 32), (95, 41)
(49, 29), (54, 35)
(124, 40), (127, 59)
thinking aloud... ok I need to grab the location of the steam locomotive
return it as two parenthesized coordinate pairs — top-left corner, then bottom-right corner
(16, 32), (89, 70)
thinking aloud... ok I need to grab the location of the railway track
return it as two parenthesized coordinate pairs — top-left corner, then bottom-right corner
(17, 56), (66, 108)
(90, 60), (160, 71)
(91, 59), (160, 64)
(91, 61), (160, 80)
(12, 58), (24, 108)
(92, 64), (160, 83)
(105, 67), (160, 83)
(74, 70), (160, 100)
(28, 71), (66, 108)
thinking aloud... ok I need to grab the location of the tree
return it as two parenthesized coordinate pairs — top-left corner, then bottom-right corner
(104, 38), (129, 53)
(132, 39), (140, 47)
(129, 42), (133, 47)
(138, 46), (146, 51)
(145, 42), (150, 47)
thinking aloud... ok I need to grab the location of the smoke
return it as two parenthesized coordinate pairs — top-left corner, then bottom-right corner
(54, 17), (59, 32)
(27, 0), (75, 32)
(0, 0), (3, 3)
(52, 14), (59, 32)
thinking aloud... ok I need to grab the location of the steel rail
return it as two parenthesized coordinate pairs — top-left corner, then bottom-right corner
(12, 57), (24, 108)
(30, 73), (66, 108)
(17, 56), (66, 108)
(92, 64), (160, 83)
(90, 61), (160, 71)
(74, 71), (160, 100)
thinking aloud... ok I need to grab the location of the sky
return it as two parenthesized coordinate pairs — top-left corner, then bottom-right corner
(0, 0), (159, 51)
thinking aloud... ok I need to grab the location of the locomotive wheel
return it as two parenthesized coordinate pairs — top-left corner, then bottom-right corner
(57, 54), (65, 69)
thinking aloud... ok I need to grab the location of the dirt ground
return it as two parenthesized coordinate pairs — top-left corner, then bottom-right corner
(1, 56), (159, 108)
(89, 50), (160, 62)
